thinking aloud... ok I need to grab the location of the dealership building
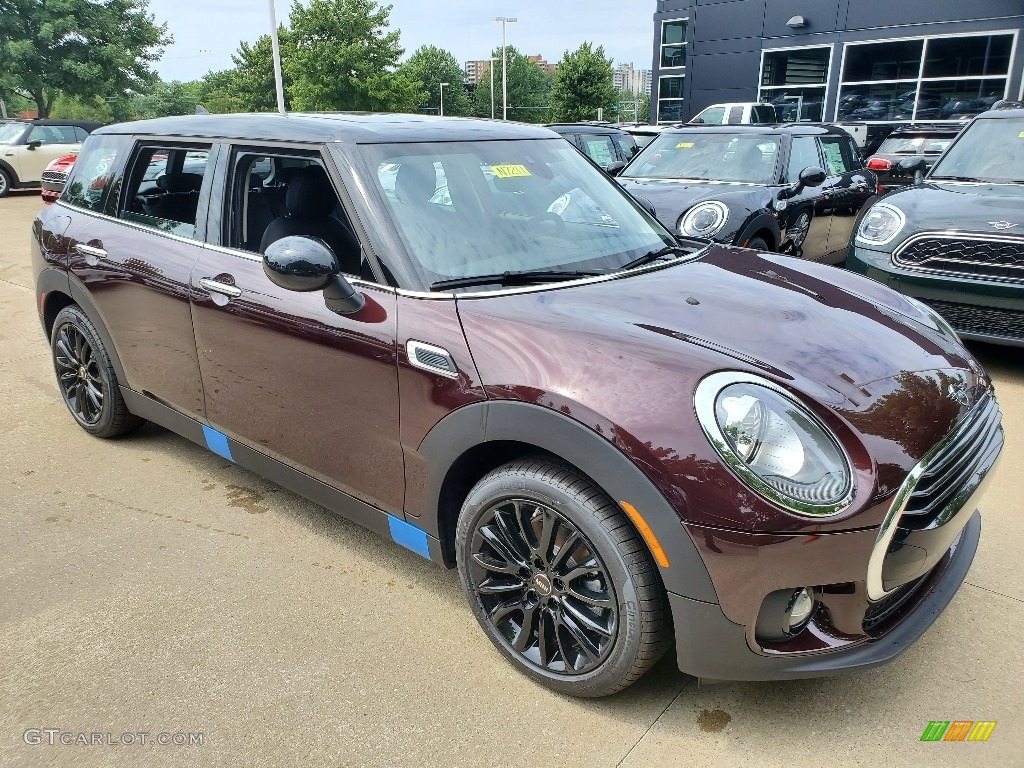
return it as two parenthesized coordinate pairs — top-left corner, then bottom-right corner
(650, 0), (1024, 124)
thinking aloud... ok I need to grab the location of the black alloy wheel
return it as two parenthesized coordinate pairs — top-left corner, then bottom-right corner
(788, 211), (811, 248)
(457, 459), (670, 697)
(50, 305), (144, 438)
(468, 497), (618, 675)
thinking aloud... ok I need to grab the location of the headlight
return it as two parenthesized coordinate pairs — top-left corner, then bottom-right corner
(679, 201), (729, 238)
(695, 372), (854, 516)
(856, 202), (905, 246)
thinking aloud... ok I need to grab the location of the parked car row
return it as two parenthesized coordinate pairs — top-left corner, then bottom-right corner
(0, 118), (100, 197)
(32, 111), (1004, 698)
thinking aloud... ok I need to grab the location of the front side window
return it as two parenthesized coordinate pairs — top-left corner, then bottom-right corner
(579, 135), (616, 167)
(661, 19), (688, 68)
(691, 106), (725, 125)
(117, 145), (211, 239)
(930, 117), (1024, 184)
(352, 139), (674, 290)
(623, 132), (781, 185)
(0, 122), (27, 145)
(787, 136), (822, 182)
(60, 134), (127, 213)
(28, 125), (78, 144)
(818, 136), (853, 175)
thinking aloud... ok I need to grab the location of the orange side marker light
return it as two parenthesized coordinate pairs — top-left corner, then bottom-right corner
(620, 501), (670, 568)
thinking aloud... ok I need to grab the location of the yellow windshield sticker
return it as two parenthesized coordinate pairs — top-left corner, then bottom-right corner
(492, 164), (532, 178)
(1019, 131), (1024, 138)
(676, 142), (695, 148)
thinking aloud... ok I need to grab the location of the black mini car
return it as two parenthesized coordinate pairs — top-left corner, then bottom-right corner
(848, 106), (1024, 347)
(545, 123), (639, 175)
(866, 125), (962, 195)
(617, 124), (877, 263)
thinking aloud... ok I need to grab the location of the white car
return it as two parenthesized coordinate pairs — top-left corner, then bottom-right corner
(0, 119), (101, 197)
(689, 102), (779, 125)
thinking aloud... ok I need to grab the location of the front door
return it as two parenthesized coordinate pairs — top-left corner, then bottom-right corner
(818, 134), (873, 259)
(190, 146), (404, 514)
(20, 124), (83, 182)
(784, 135), (830, 261)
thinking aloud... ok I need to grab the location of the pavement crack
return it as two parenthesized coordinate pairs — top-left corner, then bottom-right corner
(0, 276), (31, 291)
(964, 581), (1023, 603)
(615, 680), (691, 767)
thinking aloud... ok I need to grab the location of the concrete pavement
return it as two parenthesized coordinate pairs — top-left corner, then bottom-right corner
(1, 192), (1021, 767)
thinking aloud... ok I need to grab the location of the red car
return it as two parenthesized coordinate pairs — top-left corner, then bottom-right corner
(40, 153), (77, 204)
(31, 115), (1003, 696)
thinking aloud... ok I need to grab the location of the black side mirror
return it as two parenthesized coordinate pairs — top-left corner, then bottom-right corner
(263, 236), (365, 315)
(631, 193), (657, 218)
(896, 156), (928, 185)
(778, 165), (827, 200)
(605, 161), (626, 177)
(26, 140), (41, 150)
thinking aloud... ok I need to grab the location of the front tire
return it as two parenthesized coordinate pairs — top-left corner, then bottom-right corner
(456, 458), (670, 697)
(50, 305), (145, 438)
(0, 167), (11, 198)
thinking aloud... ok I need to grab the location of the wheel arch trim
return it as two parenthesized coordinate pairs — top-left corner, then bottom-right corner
(412, 400), (719, 603)
(737, 212), (781, 250)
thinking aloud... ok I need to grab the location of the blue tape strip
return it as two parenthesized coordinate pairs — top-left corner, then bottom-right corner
(202, 425), (234, 462)
(388, 515), (431, 560)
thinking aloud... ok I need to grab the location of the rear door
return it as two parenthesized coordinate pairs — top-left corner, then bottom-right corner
(65, 138), (215, 418)
(190, 144), (404, 514)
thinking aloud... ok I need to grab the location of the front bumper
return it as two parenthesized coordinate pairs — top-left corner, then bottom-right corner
(848, 244), (1024, 346)
(671, 511), (980, 680)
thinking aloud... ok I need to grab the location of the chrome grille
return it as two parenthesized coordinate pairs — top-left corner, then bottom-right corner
(893, 233), (1024, 280)
(926, 300), (1024, 342)
(901, 394), (1003, 530)
(41, 171), (68, 183)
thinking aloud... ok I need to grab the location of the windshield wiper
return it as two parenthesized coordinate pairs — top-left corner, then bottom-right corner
(930, 175), (984, 182)
(619, 244), (692, 271)
(430, 269), (607, 291)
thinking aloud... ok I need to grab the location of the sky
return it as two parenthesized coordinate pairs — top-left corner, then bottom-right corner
(147, 0), (656, 82)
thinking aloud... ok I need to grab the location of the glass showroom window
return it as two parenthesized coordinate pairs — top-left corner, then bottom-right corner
(658, 76), (686, 123)
(836, 33), (1013, 122)
(758, 47), (831, 122)
(661, 19), (688, 69)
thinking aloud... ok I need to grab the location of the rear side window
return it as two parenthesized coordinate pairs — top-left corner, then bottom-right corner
(787, 136), (821, 182)
(726, 106), (744, 124)
(60, 134), (128, 213)
(117, 145), (211, 239)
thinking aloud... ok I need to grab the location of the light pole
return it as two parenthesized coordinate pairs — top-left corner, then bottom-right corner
(267, 0), (286, 114)
(489, 58), (497, 120)
(493, 16), (517, 120)
(439, 82), (449, 117)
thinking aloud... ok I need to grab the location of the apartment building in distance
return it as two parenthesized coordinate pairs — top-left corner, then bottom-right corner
(613, 63), (653, 96)
(464, 55), (559, 84)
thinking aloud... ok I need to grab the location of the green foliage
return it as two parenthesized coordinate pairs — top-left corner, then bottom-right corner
(229, 30), (291, 112)
(49, 93), (116, 122)
(284, 0), (423, 112)
(398, 45), (471, 116)
(549, 43), (615, 123)
(472, 46), (552, 123)
(130, 80), (201, 119)
(0, 0), (171, 117)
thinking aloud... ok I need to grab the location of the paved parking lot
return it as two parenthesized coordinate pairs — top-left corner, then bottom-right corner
(1, 190), (1021, 767)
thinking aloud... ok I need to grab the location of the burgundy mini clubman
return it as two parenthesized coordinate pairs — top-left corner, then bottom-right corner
(32, 114), (1003, 696)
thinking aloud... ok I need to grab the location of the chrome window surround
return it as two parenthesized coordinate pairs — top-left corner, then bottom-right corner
(865, 388), (1002, 601)
(693, 371), (855, 518)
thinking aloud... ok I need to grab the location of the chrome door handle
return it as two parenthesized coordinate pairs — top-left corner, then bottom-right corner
(75, 243), (107, 258)
(200, 279), (242, 298)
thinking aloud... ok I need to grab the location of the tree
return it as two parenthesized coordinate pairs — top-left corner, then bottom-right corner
(549, 43), (616, 123)
(130, 80), (202, 119)
(284, 0), (423, 112)
(472, 46), (552, 123)
(398, 45), (471, 116)
(229, 30), (292, 112)
(0, 0), (170, 117)
(49, 93), (116, 123)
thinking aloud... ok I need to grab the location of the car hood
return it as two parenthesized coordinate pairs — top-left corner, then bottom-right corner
(616, 178), (772, 231)
(880, 182), (1024, 248)
(457, 247), (987, 530)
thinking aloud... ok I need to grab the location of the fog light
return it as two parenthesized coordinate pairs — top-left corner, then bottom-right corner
(755, 587), (817, 643)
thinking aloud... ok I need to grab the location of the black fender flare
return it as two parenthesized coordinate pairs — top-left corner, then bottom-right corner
(414, 400), (719, 603)
(735, 212), (782, 250)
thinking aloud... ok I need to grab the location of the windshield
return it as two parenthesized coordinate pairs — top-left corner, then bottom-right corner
(353, 139), (676, 290)
(878, 135), (956, 155)
(0, 122), (27, 145)
(621, 132), (781, 184)
(930, 117), (1024, 183)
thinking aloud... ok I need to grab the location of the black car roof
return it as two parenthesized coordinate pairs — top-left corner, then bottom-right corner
(977, 106), (1024, 120)
(545, 123), (630, 136)
(659, 123), (846, 137)
(886, 124), (963, 136)
(94, 112), (559, 144)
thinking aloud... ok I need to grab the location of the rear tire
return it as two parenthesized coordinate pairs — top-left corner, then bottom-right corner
(50, 305), (145, 438)
(456, 458), (670, 697)
(746, 236), (770, 252)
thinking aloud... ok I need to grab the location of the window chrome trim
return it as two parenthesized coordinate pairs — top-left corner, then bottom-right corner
(865, 389), (1000, 601)
(693, 371), (855, 518)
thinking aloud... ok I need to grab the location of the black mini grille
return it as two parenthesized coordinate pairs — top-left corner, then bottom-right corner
(901, 395), (1002, 530)
(927, 300), (1024, 341)
(894, 235), (1024, 280)
(863, 575), (926, 631)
